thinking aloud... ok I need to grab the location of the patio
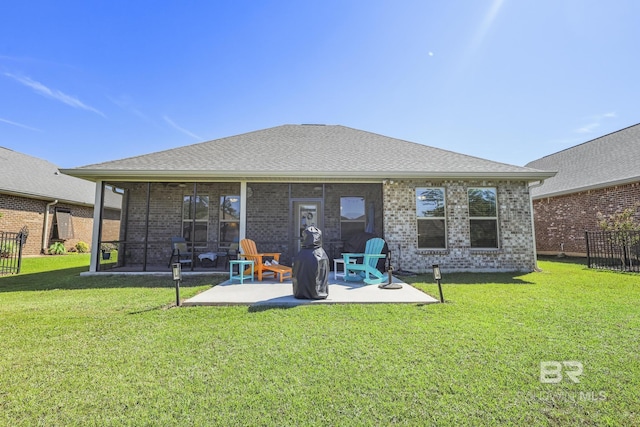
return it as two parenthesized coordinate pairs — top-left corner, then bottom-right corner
(182, 275), (439, 307)
(86, 262), (439, 306)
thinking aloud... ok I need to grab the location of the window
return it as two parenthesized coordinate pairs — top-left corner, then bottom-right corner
(182, 195), (209, 247)
(416, 188), (446, 248)
(340, 197), (365, 241)
(468, 188), (498, 248)
(219, 195), (240, 247)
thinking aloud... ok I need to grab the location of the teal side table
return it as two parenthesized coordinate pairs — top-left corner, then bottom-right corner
(229, 260), (254, 284)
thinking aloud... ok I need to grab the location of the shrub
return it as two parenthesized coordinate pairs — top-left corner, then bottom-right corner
(48, 242), (66, 255)
(75, 241), (89, 253)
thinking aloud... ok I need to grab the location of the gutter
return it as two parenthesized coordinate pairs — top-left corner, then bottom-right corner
(42, 199), (58, 254)
(531, 175), (640, 200)
(60, 168), (557, 182)
(0, 189), (93, 208)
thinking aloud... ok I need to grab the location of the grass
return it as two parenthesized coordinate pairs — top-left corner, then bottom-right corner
(1, 255), (638, 426)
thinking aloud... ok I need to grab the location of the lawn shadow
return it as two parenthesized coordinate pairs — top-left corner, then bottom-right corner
(0, 266), (224, 292)
(248, 304), (298, 313)
(538, 255), (588, 267)
(402, 272), (536, 286)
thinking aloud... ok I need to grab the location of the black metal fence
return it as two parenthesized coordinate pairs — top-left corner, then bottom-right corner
(585, 230), (640, 273)
(0, 227), (29, 275)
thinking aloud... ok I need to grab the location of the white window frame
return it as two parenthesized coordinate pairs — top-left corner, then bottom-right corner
(182, 194), (210, 248)
(468, 187), (499, 249)
(219, 195), (240, 248)
(416, 187), (447, 249)
(340, 196), (366, 241)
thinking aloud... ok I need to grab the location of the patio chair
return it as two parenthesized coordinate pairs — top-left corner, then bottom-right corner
(224, 242), (239, 269)
(239, 238), (292, 282)
(167, 237), (194, 268)
(342, 237), (387, 285)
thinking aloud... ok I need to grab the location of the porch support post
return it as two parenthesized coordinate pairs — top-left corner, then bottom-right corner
(189, 182), (197, 271)
(240, 181), (247, 241)
(142, 182), (151, 272)
(89, 180), (105, 273)
(528, 180), (545, 271)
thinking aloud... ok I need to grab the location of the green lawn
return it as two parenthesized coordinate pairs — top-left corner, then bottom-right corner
(1, 255), (638, 426)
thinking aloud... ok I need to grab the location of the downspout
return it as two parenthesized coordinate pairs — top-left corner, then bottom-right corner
(528, 180), (545, 271)
(42, 199), (58, 254)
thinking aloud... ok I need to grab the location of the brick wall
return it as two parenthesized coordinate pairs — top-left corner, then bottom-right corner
(102, 208), (121, 242)
(0, 194), (47, 255)
(0, 194), (103, 255)
(119, 182), (243, 265)
(532, 181), (640, 256)
(116, 179), (535, 272)
(383, 179), (536, 272)
(119, 182), (383, 267)
(53, 203), (94, 253)
(247, 183), (383, 264)
(246, 183), (290, 256)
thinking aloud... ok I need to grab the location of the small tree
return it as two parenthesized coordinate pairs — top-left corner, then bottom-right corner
(597, 205), (640, 232)
(596, 204), (640, 269)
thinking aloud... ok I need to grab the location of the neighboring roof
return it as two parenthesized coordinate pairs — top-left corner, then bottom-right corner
(526, 123), (640, 199)
(0, 147), (121, 208)
(63, 124), (554, 182)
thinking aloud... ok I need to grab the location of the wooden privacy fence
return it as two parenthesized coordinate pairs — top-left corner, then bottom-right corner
(585, 230), (640, 273)
(0, 226), (28, 275)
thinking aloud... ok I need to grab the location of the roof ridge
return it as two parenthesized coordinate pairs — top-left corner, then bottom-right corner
(337, 125), (546, 171)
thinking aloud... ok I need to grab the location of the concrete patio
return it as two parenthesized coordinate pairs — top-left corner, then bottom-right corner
(182, 275), (439, 307)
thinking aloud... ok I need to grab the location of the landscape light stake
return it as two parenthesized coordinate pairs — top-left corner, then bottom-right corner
(172, 262), (182, 306)
(433, 264), (444, 303)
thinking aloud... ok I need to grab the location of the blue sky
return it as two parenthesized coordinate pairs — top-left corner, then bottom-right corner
(1, 0), (639, 168)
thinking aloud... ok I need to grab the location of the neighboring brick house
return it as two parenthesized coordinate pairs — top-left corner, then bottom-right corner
(62, 124), (554, 273)
(0, 147), (122, 255)
(526, 123), (640, 256)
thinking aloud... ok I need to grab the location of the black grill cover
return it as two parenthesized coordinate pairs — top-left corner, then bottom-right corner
(292, 226), (329, 299)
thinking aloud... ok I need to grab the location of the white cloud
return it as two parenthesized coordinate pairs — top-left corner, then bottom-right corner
(575, 122), (599, 134)
(0, 117), (42, 132)
(163, 115), (202, 140)
(456, 0), (505, 74)
(468, 0), (506, 55)
(4, 72), (106, 118)
(575, 112), (616, 134)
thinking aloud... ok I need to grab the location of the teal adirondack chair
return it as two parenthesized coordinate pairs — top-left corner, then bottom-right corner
(342, 238), (387, 285)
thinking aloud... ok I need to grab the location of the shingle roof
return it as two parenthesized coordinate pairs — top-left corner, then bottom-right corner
(63, 124), (553, 181)
(526, 123), (640, 199)
(0, 147), (121, 208)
